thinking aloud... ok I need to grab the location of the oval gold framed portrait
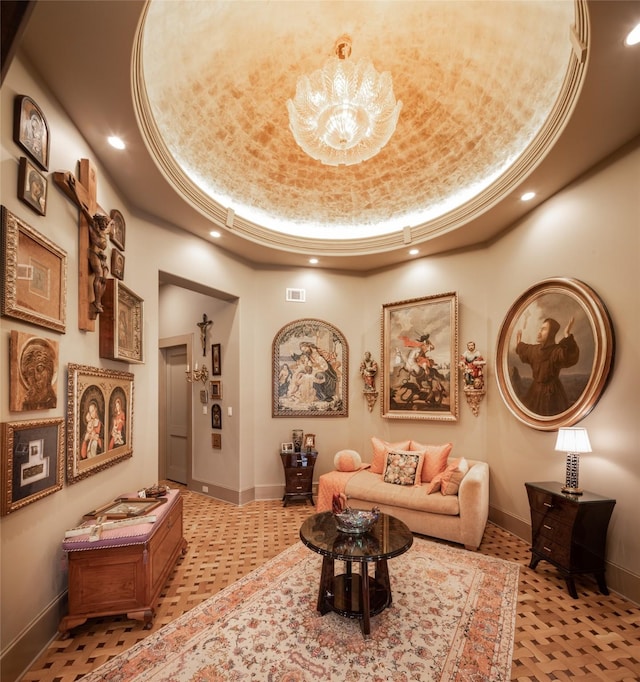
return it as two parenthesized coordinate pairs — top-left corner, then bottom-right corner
(495, 278), (614, 431)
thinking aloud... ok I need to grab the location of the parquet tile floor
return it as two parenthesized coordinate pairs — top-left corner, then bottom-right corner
(19, 484), (640, 681)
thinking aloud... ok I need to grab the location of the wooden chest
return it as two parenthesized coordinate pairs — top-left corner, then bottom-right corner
(59, 490), (187, 635)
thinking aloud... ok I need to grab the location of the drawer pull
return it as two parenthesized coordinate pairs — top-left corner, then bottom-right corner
(543, 502), (553, 508)
(543, 524), (552, 530)
(543, 546), (552, 553)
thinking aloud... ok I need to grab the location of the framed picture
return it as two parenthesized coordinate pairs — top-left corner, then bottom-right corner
(18, 157), (47, 216)
(13, 95), (49, 170)
(210, 380), (222, 400)
(83, 497), (166, 520)
(110, 248), (125, 280)
(211, 433), (222, 449)
(9, 330), (59, 411)
(281, 442), (294, 453)
(381, 292), (458, 421)
(211, 403), (222, 429)
(66, 364), (134, 484)
(1, 417), (64, 515)
(98, 279), (144, 364)
(110, 209), (126, 250)
(1, 206), (67, 333)
(211, 343), (221, 375)
(304, 433), (316, 450)
(495, 278), (614, 431)
(272, 318), (348, 417)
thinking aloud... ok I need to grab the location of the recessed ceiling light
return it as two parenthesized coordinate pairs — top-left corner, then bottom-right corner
(309, 258), (319, 265)
(209, 230), (221, 238)
(625, 22), (640, 46)
(409, 248), (419, 256)
(107, 136), (126, 150)
(521, 191), (536, 201)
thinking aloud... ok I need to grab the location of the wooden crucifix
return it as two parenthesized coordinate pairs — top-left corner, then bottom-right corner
(53, 158), (113, 331)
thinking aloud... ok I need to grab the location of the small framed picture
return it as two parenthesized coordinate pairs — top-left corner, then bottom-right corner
(281, 442), (294, 453)
(211, 343), (221, 375)
(9, 330), (59, 412)
(14, 95), (50, 170)
(211, 433), (222, 449)
(211, 403), (222, 429)
(210, 380), (222, 400)
(18, 157), (47, 216)
(304, 433), (316, 450)
(110, 209), (126, 251)
(83, 497), (166, 520)
(110, 248), (125, 280)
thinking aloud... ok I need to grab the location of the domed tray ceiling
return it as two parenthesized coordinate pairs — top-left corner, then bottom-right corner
(134, 0), (584, 255)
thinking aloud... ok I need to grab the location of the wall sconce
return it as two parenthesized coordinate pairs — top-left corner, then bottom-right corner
(555, 427), (592, 495)
(186, 362), (209, 385)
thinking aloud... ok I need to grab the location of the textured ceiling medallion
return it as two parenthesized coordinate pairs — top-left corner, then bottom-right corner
(287, 35), (402, 166)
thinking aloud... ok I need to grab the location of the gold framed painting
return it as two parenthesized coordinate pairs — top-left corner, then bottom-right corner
(9, 330), (59, 411)
(1, 206), (67, 333)
(98, 279), (144, 364)
(495, 278), (614, 431)
(66, 364), (134, 484)
(1, 417), (64, 515)
(381, 292), (458, 421)
(272, 318), (348, 417)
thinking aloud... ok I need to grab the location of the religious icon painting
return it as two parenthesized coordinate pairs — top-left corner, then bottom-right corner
(13, 95), (50, 170)
(9, 330), (59, 412)
(18, 157), (47, 216)
(110, 209), (126, 250)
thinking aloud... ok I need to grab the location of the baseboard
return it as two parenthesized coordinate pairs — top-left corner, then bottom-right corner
(489, 504), (640, 606)
(0, 594), (67, 682)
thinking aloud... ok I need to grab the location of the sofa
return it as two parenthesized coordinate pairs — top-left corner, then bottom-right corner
(317, 439), (489, 550)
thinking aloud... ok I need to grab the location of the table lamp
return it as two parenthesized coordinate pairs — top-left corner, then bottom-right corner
(555, 427), (591, 495)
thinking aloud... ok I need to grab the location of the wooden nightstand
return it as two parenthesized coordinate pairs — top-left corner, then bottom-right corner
(525, 481), (615, 598)
(280, 450), (317, 506)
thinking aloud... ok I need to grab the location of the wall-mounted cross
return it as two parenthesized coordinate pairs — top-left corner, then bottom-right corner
(53, 158), (112, 331)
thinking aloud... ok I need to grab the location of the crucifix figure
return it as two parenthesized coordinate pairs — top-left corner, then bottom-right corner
(53, 159), (113, 329)
(197, 314), (212, 357)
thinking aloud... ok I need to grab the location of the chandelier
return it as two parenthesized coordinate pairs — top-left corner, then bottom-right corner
(287, 35), (402, 167)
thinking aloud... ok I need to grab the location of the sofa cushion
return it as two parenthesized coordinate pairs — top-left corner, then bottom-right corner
(345, 469), (460, 516)
(370, 437), (411, 473)
(426, 457), (469, 495)
(333, 449), (362, 472)
(382, 450), (424, 486)
(410, 441), (453, 482)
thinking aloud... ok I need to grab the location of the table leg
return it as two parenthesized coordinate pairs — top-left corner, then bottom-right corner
(375, 558), (391, 606)
(360, 561), (371, 637)
(317, 557), (334, 613)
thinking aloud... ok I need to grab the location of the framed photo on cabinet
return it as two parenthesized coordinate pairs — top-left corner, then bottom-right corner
(381, 292), (458, 421)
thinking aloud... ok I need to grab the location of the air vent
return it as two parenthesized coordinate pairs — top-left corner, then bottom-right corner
(286, 288), (306, 302)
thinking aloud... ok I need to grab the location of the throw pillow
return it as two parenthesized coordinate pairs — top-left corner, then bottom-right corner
(410, 441), (453, 482)
(425, 457), (469, 495)
(370, 437), (411, 473)
(382, 450), (424, 486)
(333, 449), (362, 472)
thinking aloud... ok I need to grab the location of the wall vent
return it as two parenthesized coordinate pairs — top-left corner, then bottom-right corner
(286, 288), (306, 302)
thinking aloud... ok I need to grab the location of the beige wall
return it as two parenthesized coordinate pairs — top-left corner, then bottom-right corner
(1, 50), (639, 681)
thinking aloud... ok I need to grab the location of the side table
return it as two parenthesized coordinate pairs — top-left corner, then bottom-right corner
(280, 450), (317, 506)
(525, 481), (615, 598)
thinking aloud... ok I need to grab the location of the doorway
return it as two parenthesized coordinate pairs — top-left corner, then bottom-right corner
(159, 336), (192, 485)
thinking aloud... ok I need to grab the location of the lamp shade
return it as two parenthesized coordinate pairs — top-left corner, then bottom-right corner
(555, 427), (592, 453)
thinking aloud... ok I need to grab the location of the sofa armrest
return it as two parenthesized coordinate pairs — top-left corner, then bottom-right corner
(457, 460), (489, 550)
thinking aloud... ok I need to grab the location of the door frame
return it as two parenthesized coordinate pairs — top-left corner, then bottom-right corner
(158, 334), (193, 487)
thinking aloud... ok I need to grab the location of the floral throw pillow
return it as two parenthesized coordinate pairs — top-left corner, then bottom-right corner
(383, 450), (424, 486)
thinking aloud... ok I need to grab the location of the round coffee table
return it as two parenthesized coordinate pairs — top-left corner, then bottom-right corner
(300, 511), (413, 637)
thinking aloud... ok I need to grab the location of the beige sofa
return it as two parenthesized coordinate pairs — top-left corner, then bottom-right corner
(318, 458), (489, 550)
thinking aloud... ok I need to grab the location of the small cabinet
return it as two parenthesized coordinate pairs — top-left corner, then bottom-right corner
(280, 450), (317, 506)
(525, 481), (615, 598)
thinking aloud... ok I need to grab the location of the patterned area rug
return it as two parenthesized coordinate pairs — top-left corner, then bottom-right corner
(81, 537), (519, 681)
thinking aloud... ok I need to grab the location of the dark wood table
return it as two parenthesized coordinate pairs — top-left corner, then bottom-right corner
(300, 511), (413, 637)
